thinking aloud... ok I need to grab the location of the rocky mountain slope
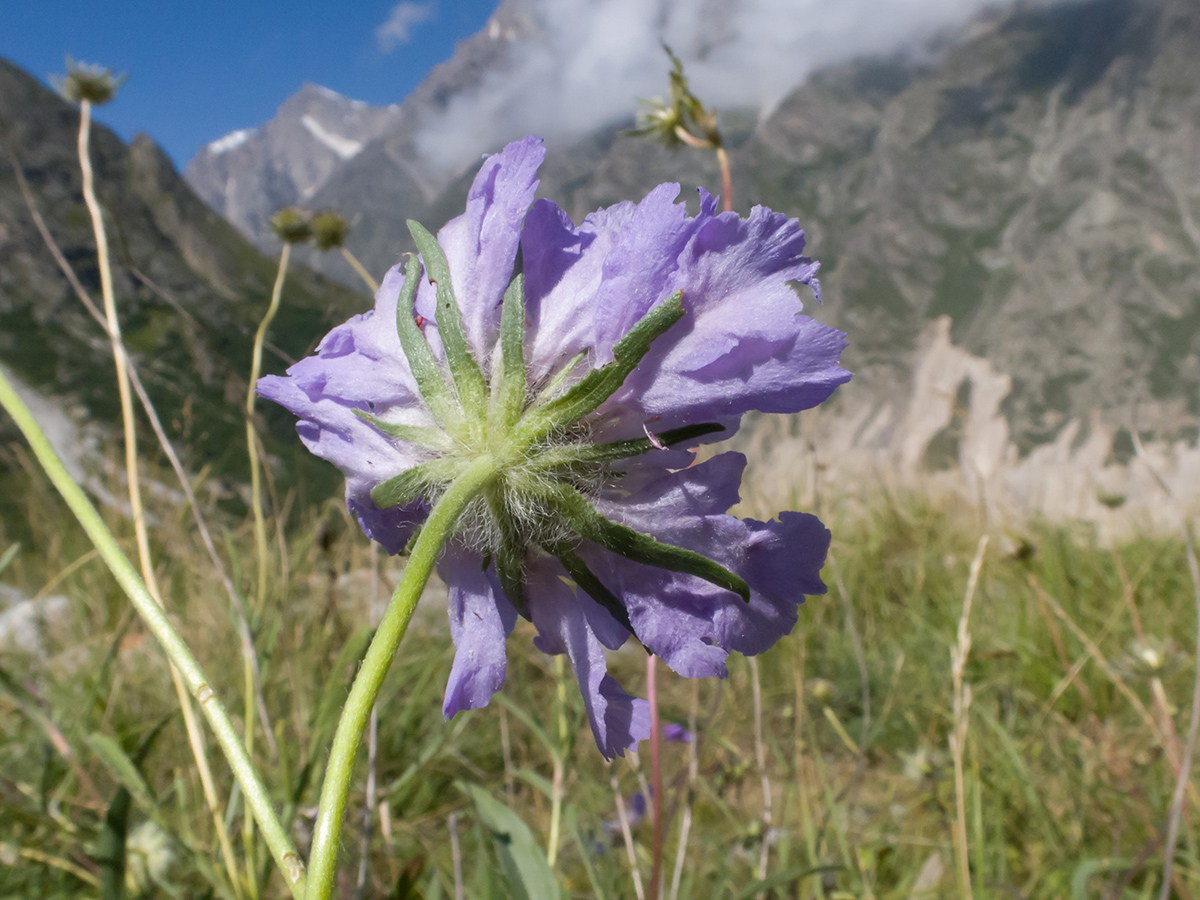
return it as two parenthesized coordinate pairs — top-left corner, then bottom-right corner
(185, 83), (403, 248)
(185, 0), (1200, 461)
(0, 58), (367, 502)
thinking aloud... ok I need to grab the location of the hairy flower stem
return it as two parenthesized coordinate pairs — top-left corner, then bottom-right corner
(76, 100), (248, 898)
(306, 455), (498, 900)
(0, 371), (307, 900)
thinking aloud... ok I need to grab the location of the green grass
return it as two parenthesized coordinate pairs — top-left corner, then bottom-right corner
(1, 450), (1197, 900)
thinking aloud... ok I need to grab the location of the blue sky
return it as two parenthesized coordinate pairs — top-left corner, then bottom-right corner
(0, 1), (500, 167)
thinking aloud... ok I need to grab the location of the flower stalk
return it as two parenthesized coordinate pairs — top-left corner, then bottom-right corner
(305, 454), (498, 900)
(241, 212), (304, 897)
(73, 84), (247, 898)
(0, 370), (307, 900)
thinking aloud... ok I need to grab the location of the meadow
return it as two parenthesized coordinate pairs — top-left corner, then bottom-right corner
(2, 55), (1198, 900)
(2, 441), (1197, 899)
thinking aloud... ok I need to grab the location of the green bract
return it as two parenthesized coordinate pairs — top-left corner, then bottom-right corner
(366, 237), (744, 609)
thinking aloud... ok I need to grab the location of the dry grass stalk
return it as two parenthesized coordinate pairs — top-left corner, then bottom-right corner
(74, 100), (247, 897)
(950, 534), (988, 900)
(668, 679), (700, 900)
(610, 766), (646, 900)
(747, 655), (773, 892)
(5, 139), (274, 752)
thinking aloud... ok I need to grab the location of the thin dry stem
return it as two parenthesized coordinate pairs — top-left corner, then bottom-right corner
(716, 146), (733, 212)
(76, 101), (246, 897)
(247, 243), (291, 615)
(6, 138), (274, 753)
(341, 247), (380, 293)
(549, 655), (568, 868)
(950, 534), (988, 900)
(499, 703), (516, 804)
(611, 766), (646, 900)
(749, 656), (772, 886)
(1131, 429), (1200, 899)
(1031, 574), (1200, 811)
(668, 680), (699, 900)
(449, 812), (464, 900)
(647, 654), (664, 900)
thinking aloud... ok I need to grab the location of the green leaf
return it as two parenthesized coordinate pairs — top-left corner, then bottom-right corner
(392, 255), (463, 434)
(371, 459), (460, 510)
(87, 733), (158, 816)
(530, 350), (587, 405)
(535, 422), (726, 471)
(304, 625), (373, 765)
(730, 865), (842, 900)
(547, 483), (750, 601)
(488, 496), (529, 618)
(519, 292), (684, 440)
(353, 409), (454, 452)
(567, 811), (610, 900)
(514, 768), (554, 799)
(490, 272), (528, 430)
(549, 545), (635, 635)
(0, 542), (19, 576)
(96, 777), (131, 900)
(493, 694), (559, 762)
(459, 782), (562, 900)
(1070, 858), (1135, 900)
(88, 721), (174, 900)
(408, 221), (489, 421)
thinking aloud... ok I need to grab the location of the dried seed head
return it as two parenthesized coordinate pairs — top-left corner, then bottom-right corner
(311, 210), (351, 251)
(270, 207), (313, 245)
(54, 57), (125, 106)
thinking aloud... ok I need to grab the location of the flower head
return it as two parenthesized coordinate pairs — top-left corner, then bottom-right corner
(53, 57), (126, 106)
(269, 207), (313, 245)
(311, 210), (352, 251)
(631, 45), (722, 151)
(259, 136), (850, 758)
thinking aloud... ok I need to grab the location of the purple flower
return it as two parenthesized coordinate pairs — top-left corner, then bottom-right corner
(663, 722), (692, 743)
(259, 136), (850, 759)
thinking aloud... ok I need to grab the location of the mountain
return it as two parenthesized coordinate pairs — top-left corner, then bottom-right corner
(183, 0), (541, 287)
(184, 0), (1200, 466)
(184, 82), (403, 250)
(0, 58), (367, 505)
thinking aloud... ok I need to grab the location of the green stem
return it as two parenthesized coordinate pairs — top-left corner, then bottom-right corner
(248, 242), (291, 616)
(305, 455), (497, 900)
(242, 236), (290, 900)
(0, 369), (307, 899)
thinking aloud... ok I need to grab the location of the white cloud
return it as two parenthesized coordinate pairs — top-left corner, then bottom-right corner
(415, 0), (1020, 174)
(377, 2), (435, 53)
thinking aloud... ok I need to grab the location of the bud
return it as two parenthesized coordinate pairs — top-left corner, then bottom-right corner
(310, 210), (351, 251)
(53, 57), (125, 106)
(270, 207), (313, 245)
